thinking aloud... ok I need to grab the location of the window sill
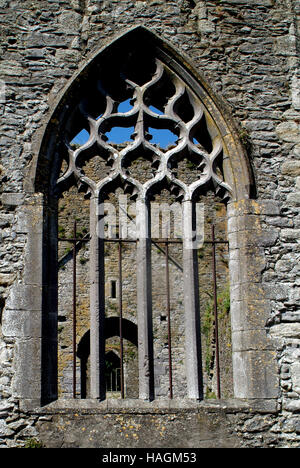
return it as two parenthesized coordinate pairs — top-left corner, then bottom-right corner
(19, 397), (279, 415)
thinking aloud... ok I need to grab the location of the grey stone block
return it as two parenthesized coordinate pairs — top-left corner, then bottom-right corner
(233, 350), (279, 399)
(2, 310), (41, 339)
(0, 193), (24, 208)
(12, 338), (42, 399)
(232, 329), (274, 352)
(5, 284), (42, 311)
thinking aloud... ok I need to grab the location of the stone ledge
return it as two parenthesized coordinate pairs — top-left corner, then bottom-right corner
(19, 398), (279, 415)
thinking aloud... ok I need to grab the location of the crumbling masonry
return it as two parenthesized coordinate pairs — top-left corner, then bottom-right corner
(0, 0), (300, 448)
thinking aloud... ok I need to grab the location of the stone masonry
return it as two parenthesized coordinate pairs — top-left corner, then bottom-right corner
(0, 0), (300, 448)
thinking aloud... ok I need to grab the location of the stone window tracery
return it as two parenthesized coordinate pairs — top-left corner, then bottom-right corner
(55, 53), (233, 401)
(57, 58), (232, 204)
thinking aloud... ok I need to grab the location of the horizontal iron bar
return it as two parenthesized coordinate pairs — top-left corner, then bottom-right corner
(103, 238), (229, 244)
(58, 238), (90, 242)
(104, 238), (138, 243)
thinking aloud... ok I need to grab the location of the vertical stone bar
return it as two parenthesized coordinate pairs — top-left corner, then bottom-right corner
(118, 241), (125, 399)
(42, 197), (58, 404)
(72, 221), (77, 399)
(182, 200), (203, 400)
(136, 198), (154, 400)
(89, 195), (106, 400)
(211, 224), (221, 399)
(165, 241), (173, 399)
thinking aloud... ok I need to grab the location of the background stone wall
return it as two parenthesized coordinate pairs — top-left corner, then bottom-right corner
(0, 0), (300, 448)
(56, 183), (232, 401)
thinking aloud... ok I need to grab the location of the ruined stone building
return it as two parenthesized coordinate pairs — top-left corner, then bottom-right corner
(0, 0), (300, 448)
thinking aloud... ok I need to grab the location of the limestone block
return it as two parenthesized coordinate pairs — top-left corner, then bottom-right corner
(232, 350), (279, 399)
(294, 144), (300, 157)
(228, 214), (261, 233)
(0, 420), (14, 438)
(12, 338), (42, 399)
(283, 400), (300, 413)
(263, 283), (289, 301)
(268, 323), (300, 340)
(290, 362), (300, 394)
(58, 10), (82, 33)
(1, 193), (24, 208)
(15, 200), (43, 235)
(227, 200), (261, 218)
(292, 75), (300, 110)
(276, 121), (299, 143)
(231, 297), (271, 332)
(232, 329), (274, 352)
(280, 229), (300, 242)
(2, 310), (41, 339)
(281, 161), (300, 177)
(22, 231), (43, 286)
(230, 244), (266, 285)
(275, 258), (293, 273)
(260, 200), (281, 216)
(197, 19), (215, 34)
(287, 192), (300, 206)
(0, 273), (15, 286)
(5, 284), (42, 311)
(256, 230), (279, 248)
(243, 415), (274, 433)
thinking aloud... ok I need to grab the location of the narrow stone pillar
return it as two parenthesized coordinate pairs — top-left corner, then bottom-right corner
(182, 200), (203, 400)
(227, 199), (279, 399)
(136, 198), (154, 400)
(89, 195), (106, 400)
(5, 194), (46, 403)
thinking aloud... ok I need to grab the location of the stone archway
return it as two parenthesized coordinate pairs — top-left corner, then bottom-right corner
(16, 26), (277, 404)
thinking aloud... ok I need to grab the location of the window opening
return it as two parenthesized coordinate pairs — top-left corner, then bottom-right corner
(105, 126), (135, 145)
(148, 127), (178, 149)
(54, 44), (233, 402)
(118, 98), (134, 114)
(70, 128), (90, 149)
(111, 280), (117, 299)
(105, 352), (121, 393)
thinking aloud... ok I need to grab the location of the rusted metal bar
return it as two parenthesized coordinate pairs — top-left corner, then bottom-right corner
(211, 224), (221, 399)
(105, 238), (137, 243)
(105, 237), (184, 274)
(72, 220), (77, 399)
(118, 241), (125, 399)
(165, 241), (173, 400)
(58, 224), (90, 399)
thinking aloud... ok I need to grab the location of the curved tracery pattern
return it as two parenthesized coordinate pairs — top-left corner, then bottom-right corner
(57, 59), (232, 202)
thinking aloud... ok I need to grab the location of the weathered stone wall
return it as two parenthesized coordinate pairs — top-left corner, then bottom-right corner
(0, 0), (300, 448)
(56, 185), (231, 400)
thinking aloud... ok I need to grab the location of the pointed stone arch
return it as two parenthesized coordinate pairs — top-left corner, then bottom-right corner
(18, 26), (279, 405)
(28, 26), (254, 202)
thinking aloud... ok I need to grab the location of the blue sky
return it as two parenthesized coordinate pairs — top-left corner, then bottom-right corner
(71, 100), (178, 149)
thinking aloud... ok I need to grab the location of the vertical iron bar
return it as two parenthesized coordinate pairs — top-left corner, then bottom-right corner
(211, 224), (221, 399)
(118, 241), (125, 399)
(165, 241), (173, 399)
(73, 220), (77, 399)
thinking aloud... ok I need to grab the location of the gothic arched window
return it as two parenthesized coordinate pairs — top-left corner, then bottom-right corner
(31, 27), (256, 404)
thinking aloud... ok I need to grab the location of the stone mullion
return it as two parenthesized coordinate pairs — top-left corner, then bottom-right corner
(136, 198), (154, 400)
(89, 194), (106, 400)
(182, 200), (203, 400)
